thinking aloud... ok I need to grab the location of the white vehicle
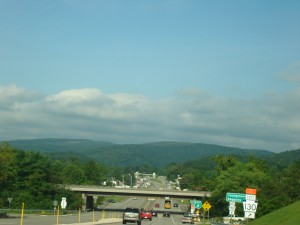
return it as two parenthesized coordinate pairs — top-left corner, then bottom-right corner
(223, 216), (245, 224)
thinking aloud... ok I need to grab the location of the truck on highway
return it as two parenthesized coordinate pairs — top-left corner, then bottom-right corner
(164, 198), (171, 209)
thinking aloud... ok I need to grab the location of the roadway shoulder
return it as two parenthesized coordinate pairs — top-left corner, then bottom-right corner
(60, 218), (122, 225)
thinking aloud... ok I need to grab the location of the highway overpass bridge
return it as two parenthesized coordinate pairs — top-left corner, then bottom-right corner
(64, 185), (211, 210)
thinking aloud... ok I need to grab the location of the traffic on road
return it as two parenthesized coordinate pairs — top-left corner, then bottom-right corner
(0, 177), (204, 225)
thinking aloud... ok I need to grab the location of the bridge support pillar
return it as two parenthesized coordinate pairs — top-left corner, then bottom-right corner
(82, 193), (87, 211)
(81, 194), (94, 211)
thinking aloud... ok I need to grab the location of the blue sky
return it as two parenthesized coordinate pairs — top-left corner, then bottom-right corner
(1, 0), (300, 152)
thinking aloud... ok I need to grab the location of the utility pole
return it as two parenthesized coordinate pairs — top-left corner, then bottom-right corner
(122, 175), (125, 186)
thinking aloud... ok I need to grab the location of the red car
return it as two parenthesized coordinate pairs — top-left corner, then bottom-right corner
(140, 210), (152, 221)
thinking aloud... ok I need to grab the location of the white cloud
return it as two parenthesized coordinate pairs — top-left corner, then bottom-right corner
(0, 84), (300, 152)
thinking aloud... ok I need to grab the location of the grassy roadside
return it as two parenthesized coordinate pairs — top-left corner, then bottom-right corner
(249, 200), (300, 225)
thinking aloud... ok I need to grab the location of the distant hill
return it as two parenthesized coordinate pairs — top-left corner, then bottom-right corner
(4, 138), (276, 167)
(262, 148), (300, 168)
(249, 200), (300, 225)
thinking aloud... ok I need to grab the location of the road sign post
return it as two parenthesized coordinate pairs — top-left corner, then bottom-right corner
(61, 197), (67, 209)
(225, 189), (258, 222)
(202, 201), (211, 223)
(244, 188), (257, 220)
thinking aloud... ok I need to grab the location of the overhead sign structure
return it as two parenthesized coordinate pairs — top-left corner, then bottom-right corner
(226, 193), (246, 202)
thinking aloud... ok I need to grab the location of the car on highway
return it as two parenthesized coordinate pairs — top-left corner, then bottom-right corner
(140, 210), (152, 221)
(163, 212), (170, 217)
(151, 210), (158, 217)
(182, 213), (194, 224)
(123, 207), (141, 225)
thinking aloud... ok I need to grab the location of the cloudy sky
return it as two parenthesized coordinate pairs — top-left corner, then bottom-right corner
(1, 0), (300, 152)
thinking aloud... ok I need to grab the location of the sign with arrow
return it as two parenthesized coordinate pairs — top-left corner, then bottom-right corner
(245, 211), (255, 219)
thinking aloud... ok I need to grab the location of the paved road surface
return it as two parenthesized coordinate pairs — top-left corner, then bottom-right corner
(0, 213), (194, 225)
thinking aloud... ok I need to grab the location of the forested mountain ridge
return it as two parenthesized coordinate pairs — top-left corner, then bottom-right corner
(1, 140), (299, 219)
(3, 138), (279, 167)
(261, 148), (300, 168)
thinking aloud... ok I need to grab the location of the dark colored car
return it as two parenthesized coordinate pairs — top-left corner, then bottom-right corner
(151, 210), (158, 217)
(173, 203), (178, 207)
(163, 212), (170, 217)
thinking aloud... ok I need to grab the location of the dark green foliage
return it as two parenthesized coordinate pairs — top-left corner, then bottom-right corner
(7, 139), (274, 167)
(171, 154), (300, 218)
(1, 139), (300, 219)
(0, 143), (108, 210)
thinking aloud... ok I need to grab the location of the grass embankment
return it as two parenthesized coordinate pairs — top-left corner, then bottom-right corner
(249, 200), (300, 225)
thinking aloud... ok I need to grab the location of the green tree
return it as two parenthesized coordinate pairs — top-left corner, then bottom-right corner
(211, 156), (268, 216)
(0, 143), (18, 207)
(62, 163), (86, 184)
(0, 143), (17, 181)
(84, 160), (108, 185)
(14, 151), (59, 208)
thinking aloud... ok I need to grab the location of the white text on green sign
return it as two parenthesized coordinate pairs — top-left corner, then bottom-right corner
(226, 193), (246, 202)
(190, 200), (202, 208)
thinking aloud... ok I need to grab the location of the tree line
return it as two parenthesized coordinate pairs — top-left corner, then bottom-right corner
(1, 142), (299, 218)
(165, 154), (300, 217)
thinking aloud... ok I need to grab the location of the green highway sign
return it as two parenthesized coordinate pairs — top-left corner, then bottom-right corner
(226, 193), (246, 202)
(190, 200), (202, 208)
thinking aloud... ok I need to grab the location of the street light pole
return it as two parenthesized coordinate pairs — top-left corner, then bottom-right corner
(8, 198), (13, 210)
(129, 174), (132, 188)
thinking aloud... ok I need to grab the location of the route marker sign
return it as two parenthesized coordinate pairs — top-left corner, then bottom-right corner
(226, 193), (246, 202)
(246, 188), (256, 195)
(243, 202), (258, 213)
(61, 197), (67, 209)
(246, 194), (256, 201)
(229, 210), (235, 215)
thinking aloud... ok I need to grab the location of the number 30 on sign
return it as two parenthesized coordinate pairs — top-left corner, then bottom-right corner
(243, 202), (258, 213)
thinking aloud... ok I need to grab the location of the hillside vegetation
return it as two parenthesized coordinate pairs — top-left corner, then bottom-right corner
(7, 138), (274, 167)
(249, 200), (300, 225)
(0, 141), (299, 219)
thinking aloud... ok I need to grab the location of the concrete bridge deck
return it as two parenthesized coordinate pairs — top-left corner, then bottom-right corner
(64, 185), (211, 199)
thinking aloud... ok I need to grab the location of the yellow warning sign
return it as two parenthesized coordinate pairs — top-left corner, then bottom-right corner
(202, 201), (211, 211)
